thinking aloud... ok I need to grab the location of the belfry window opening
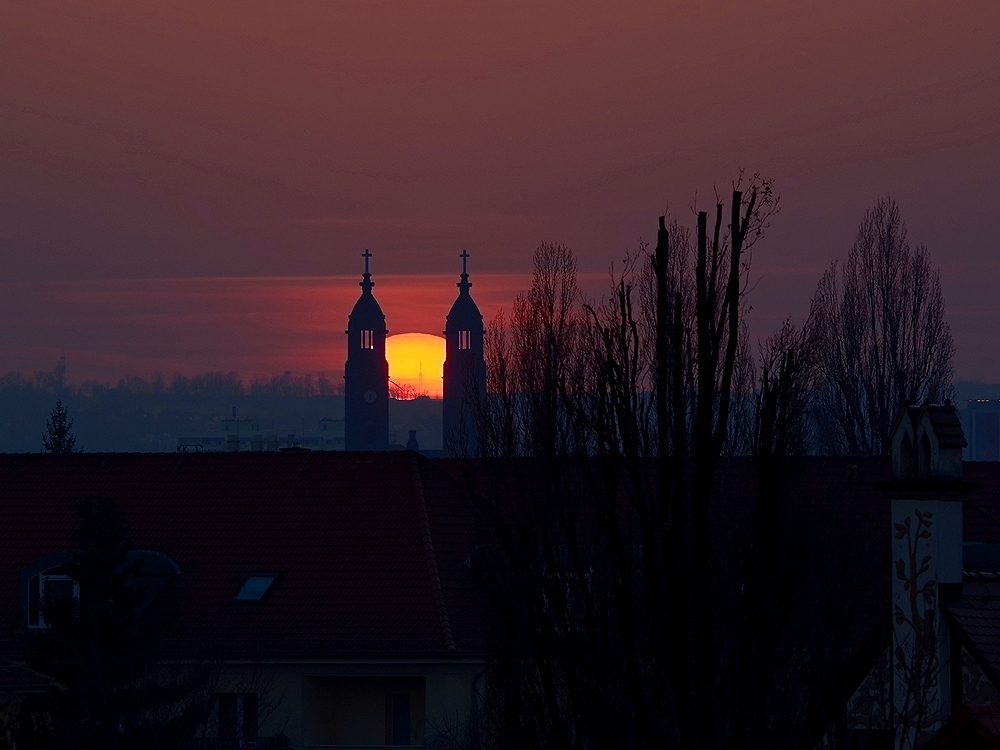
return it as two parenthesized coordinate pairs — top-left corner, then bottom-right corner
(458, 330), (471, 350)
(361, 330), (374, 350)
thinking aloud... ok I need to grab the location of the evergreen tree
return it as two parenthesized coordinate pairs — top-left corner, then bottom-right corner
(41, 400), (77, 453)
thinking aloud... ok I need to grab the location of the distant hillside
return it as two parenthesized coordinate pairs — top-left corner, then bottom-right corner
(956, 381), (1000, 402)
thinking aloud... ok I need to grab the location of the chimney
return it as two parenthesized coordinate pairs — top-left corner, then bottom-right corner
(406, 430), (419, 451)
(884, 402), (972, 747)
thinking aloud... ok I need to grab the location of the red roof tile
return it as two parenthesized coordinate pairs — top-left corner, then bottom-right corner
(0, 658), (54, 692)
(949, 582), (1000, 681)
(0, 452), (483, 660)
(2, 452), (998, 669)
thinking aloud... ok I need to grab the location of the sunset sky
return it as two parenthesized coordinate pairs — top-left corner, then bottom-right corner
(2, 1), (998, 383)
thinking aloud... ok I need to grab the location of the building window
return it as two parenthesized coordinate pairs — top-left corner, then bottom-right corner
(361, 330), (374, 349)
(28, 571), (79, 629)
(458, 330), (471, 350)
(218, 693), (258, 741)
(385, 694), (411, 745)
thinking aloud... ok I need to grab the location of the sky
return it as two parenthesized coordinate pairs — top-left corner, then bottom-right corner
(1, 1), (998, 383)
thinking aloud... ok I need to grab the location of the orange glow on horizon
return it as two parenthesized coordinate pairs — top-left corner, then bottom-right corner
(386, 333), (445, 399)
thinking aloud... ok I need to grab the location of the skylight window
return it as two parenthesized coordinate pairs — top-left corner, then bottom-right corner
(234, 575), (277, 602)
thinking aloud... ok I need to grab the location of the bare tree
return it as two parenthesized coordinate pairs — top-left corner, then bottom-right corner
(811, 197), (954, 455)
(732, 317), (821, 750)
(467, 175), (876, 750)
(479, 242), (588, 459)
(654, 176), (781, 750)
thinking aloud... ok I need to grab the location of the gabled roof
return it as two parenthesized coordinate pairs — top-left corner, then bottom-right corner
(0, 452), (482, 661)
(945, 466), (1000, 698)
(3, 451), (1000, 697)
(0, 658), (55, 693)
(783, 459), (1000, 750)
(927, 404), (969, 449)
(889, 402), (968, 450)
(961, 464), (1000, 543)
(948, 581), (1000, 686)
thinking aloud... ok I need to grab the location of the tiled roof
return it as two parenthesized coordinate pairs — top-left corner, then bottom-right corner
(928, 404), (969, 449)
(1, 452), (998, 672)
(965, 462), (1000, 543)
(949, 581), (1000, 683)
(953, 464), (1000, 688)
(890, 403), (968, 450)
(0, 452), (483, 661)
(0, 658), (54, 692)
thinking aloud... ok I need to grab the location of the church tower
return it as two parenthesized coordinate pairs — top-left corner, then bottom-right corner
(443, 250), (486, 457)
(345, 250), (389, 451)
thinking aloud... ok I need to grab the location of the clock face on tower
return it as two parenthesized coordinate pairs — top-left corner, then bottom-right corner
(364, 389), (377, 404)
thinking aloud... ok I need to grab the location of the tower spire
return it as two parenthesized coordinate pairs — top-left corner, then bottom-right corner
(458, 249), (471, 292)
(360, 248), (374, 293)
(444, 248), (485, 456)
(345, 247), (388, 450)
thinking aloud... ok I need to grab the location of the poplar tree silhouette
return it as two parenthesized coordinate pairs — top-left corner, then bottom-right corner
(42, 400), (77, 454)
(811, 196), (954, 454)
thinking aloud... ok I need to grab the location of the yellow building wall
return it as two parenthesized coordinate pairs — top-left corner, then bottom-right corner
(209, 661), (483, 749)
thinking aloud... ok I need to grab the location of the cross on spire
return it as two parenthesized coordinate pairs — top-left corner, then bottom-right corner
(458, 249), (471, 291)
(360, 248), (374, 292)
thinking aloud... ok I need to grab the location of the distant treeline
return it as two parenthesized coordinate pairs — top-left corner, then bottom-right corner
(0, 357), (989, 455)
(2, 358), (342, 399)
(0, 358), (346, 453)
(0, 358), (449, 453)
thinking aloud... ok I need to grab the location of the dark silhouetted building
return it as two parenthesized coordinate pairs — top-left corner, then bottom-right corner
(442, 251), (486, 457)
(345, 250), (389, 451)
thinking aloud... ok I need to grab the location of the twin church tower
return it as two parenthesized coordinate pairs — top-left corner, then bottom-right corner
(344, 250), (486, 457)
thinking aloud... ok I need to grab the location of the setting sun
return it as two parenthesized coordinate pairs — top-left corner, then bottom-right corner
(386, 332), (445, 399)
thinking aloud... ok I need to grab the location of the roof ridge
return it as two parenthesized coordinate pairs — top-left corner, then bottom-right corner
(408, 453), (456, 654)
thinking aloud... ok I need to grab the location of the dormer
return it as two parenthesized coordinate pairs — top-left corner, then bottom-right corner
(19, 549), (180, 630)
(889, 401), (967, 480)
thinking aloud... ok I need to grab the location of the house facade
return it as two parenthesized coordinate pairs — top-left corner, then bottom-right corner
(795, 403), (1000, 749)
(0, 451), (484, 748)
